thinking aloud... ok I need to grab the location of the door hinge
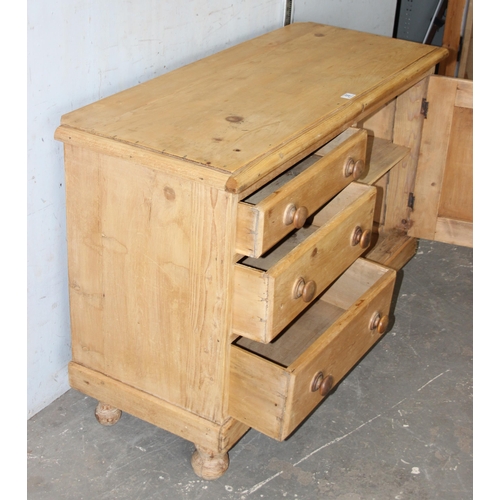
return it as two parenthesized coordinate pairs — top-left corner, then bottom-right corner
(421, 98), (429, 119)
(408, 192), (415, 210)
(457, 35), (463, 63)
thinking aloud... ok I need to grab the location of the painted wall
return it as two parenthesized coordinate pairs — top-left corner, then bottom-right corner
(292, 0), (398, 36)
(27, 0), (285, 419)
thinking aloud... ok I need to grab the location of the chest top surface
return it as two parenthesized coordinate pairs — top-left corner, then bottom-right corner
(58, 23), (447, 193)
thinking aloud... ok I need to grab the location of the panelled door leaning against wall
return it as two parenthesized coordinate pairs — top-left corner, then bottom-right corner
(409, 76), (473, 248)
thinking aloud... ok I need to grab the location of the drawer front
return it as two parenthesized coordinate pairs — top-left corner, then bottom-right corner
(229, 258), (396, 441)
(236, 128), (368, 258)
(233, 182), (376, 343)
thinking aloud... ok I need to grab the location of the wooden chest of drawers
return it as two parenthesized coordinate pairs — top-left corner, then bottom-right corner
(55, 23), (472, 479)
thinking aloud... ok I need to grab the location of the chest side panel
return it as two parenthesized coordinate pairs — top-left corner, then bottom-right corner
(65, 144), (237, 423)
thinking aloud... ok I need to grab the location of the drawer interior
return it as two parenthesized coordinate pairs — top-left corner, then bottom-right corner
(233, 258), (389, 368)
(242, 128), (360, 206)
(234, 300), (343, 368)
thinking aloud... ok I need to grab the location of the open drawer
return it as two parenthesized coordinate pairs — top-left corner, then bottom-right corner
(235, 128), (368, 258)
(229, 258), (396, 441)
(233, 182), (376, 343)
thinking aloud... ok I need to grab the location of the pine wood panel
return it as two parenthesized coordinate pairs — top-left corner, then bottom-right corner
(408, 76), (456, 238)
(65, 146), (104, 369)
(229, 259), (396, 440)
(357, 135), (410, 227)
(434, 218), (472, 247)
(65, 146), (237, 424)
(354, 99), (397, 226)
(365, 230), (418, 271)
(232, 183), (376, 343)
(372, 175), (388, 225)
(355, 99), (396, 141)
(438, 105), (473, 221)
(359, 137), (409, 186)
(384, 71), (433, 231)
(58, 23), (447, 195)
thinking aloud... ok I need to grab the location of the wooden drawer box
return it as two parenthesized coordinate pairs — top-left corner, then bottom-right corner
(229, 258), (396, 440)
(236, 128), (368, 257)
(233, 182), (376, 343)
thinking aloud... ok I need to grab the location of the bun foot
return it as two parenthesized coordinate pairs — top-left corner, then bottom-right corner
(191, 444), (229, 480)
(95, 402), (122, 426)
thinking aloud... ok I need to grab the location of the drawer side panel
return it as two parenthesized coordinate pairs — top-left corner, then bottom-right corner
(228, 346), (290, 440)
(232, 264), (270, 342)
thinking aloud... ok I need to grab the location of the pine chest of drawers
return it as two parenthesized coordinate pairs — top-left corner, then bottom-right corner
(55, 23), (472, 479)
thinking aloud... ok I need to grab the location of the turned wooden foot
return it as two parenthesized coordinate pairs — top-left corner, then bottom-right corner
(191, 444), (229, 480)
(95, 402), (122, 426)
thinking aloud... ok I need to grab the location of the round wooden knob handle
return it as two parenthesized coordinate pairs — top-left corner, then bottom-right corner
(293, 277), (317, 302)
(359, 228), (371, 249)
(311, 372), (334, 396)
(344, 158), (365, 180)
(352, 159), (365, 180)
(343, 157), (354, 178)
(351, 226), (372, 249)
(369, 312), (390, 334)
(284, 204), (309, 229)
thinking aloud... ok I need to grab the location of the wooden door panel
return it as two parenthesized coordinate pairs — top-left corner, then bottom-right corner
(438, 104), (473, 222)
(408, 76), (472, 247)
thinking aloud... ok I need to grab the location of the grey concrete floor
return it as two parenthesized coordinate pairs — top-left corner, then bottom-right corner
(28, 239), (473, 500)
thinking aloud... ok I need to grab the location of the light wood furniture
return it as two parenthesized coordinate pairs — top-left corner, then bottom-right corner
(55, 23), (472, 479)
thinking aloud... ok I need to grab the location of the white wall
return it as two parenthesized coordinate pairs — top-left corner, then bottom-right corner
(292, 0), (398, 36)
(27, 0), (286, 419)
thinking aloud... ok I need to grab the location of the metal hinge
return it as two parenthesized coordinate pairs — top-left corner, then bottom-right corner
(421, 98), (429, 119)
(408, 192), (415, 210)
(457, 35), (463, 63)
